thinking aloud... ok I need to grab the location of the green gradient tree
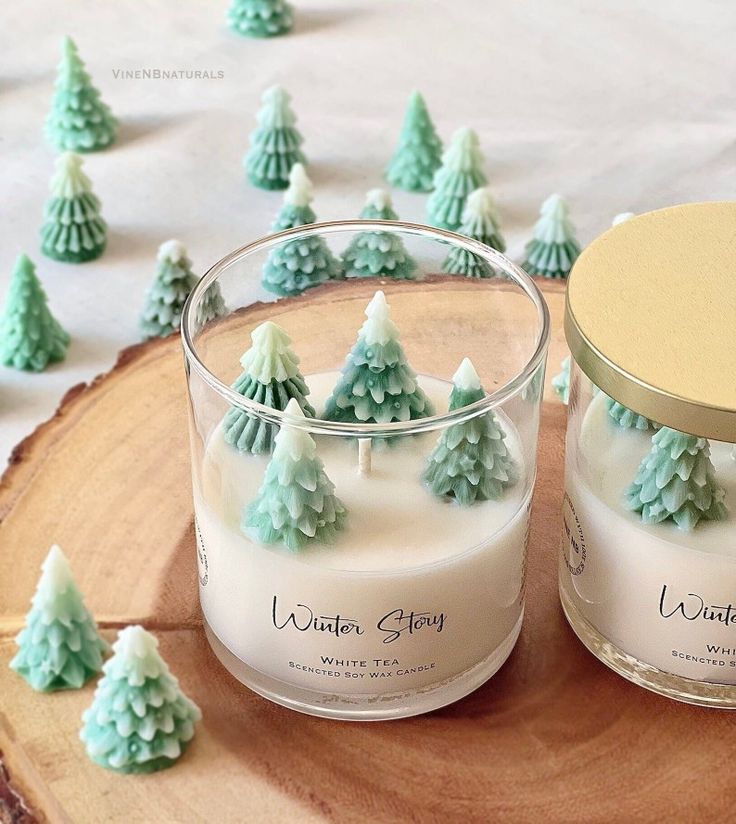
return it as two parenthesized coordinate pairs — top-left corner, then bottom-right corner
(324, 290), (433, 424)
(245, 86), (306, 190)
(46, 36), (117, 152)
(423, 358), (517, 505)
(442, 187), (505, 278)
(552, 357), (571, 404)
(342, 189), (416, 280)
(605, 396), (657, 430)
(223, 320), (315, 454)
(80, 625), (201, 773)
(227, 0), (293, 37)
(625, 428), (727, 530)
(10, 545), (109, 692)
(140, 240), (198, 340)
(244, 399), (347, 551)
(386, 91), (442, 193)
(427, 127), (487, 231)
(522, 194), (581, 279)
(0, 254), (70, 372)
(41, 152), (106, 263)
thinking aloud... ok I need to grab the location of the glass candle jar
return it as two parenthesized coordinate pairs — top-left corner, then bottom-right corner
(559, 202), (736, 708)
(181, 220), (550, 720)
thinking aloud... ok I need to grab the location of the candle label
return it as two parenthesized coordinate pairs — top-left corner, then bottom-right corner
(561, 472), (736, 685)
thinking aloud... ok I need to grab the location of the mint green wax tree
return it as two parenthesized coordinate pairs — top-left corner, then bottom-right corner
(196, 281), (227, 327)
(385, 91), (442, 193)
(342, 189), (416, 280)
(46, 36), (117, 152)
(80, 625), (201, 773)
(262, 164), (343, 295)
(552, 357), (571, 404)
(244, 399), (347, 551)
(625, 428), (727, 530)
(423, 358), (516, 505)
(140, 240), (198, 340)
(522, 194), (581, 279)
(227, 0), (293, 37)
(223, 320), (315, 454)
(442, 187), (505, 278)
(605, 396), (657, 430)
(41, 152), (107, 263)
(10, 545), (108, 692)
(324, 290), (433, 424)
(427, 127), (487, 231)
(245, 86), (306, 190)
(0, 254), (70, 372)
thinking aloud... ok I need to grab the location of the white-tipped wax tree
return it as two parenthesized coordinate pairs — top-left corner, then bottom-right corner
(427, 127), (487, 231)
(140, 240), (198, 340)
(342, 189), (416, 280)
(385, 91), (442, 193)
(10, 545), (109, 692)
(442, 187), (505, 278)
(244, 399), (347, 551)
(324, 290), (433, 424)
(522, 194), (581, 279)
(223, 320), (315, 454)
(227, 0), (293, 37)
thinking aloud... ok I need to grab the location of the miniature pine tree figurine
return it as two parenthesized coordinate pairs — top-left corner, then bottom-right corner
(80, 626), (201, 773)
(324, 291), (433, 424)
(223, 321), (315, 454)
(612, 211), (635, 226)
(385, 91), (442, 193)
(46, 36), (117, 153)
(261, 168), (343, 295)
(10, 545), (109, 692)
(342, 189), (416, 280)
(426, 127), (487, 231)
(605, 395), (657, 430)
(195, 281), (227, 327)
(140, 240), (198, 340)
(625, 428), (727, 531)
(244, 398), (347, 551)
(423, 358), (516, 505)
(552, 357), (571, 404)
(40, 152), (107, 263)
(227, 0), (293, 37)
(522, 194), (581, 279)
(245, 86), (306, 190)
(442, 187), (505, 278)
(0, 254), (70, 372)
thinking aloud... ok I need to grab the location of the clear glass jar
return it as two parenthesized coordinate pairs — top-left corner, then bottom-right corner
(181, 221), (550, 720)
(559, 202), (736, 709)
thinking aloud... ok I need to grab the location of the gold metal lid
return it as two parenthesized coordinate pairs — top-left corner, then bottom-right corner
(565, 202), (736, 441)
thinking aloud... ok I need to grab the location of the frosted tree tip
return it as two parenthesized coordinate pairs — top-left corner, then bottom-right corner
(453, 357), (482, 391)
(283, 396), (306, 419)
(39, 544), (74, 596)
(61, 35), (77, 55)
(612, 211), (635, 226)
(453, 126), (477, 147)
(365, 188), (392, 214)
(114, 624), (158, 661)
(464, 187), (493, 217)
(365, 289), (389, 318)
(264, 84), (288, 104)
(285, 163), (313, 207)
(542, 193), (565, 214)
(15, 252), (34, 273)
(157, 239), (186, 264)
(57, 151), (82, 171)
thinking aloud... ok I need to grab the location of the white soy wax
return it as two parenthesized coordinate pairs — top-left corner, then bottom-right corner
(560, 391), (736, 685)
(195, 372), (530, 701)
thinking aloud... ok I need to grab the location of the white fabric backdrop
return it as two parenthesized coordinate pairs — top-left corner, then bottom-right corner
(1, 0), (734, 465)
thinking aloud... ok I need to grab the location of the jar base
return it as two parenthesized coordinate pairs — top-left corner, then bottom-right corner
(560, 585), (736, 709)
(203, 613), (523, 721)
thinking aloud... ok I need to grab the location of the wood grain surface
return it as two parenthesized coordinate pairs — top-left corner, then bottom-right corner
(1, 278), (733, 824)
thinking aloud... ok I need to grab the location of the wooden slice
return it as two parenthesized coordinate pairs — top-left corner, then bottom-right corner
(0, 279), (730, 824)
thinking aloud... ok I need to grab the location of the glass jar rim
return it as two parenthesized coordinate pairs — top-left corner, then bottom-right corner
(181, 219), (551, 437)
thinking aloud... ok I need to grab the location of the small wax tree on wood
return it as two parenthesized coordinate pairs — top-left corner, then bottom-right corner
(324, 290), (433, 424)
(442, 187), (505, 278)
(385, 91), (442, 193)
(244, 399), (347, 551)
(262, 165), (343, 295)
(10, 545), (109, 692)
(427, 127), (487, 231)
(423, 358), (517, 505)
(605, 396), (657, 430)
(140, 240), (198, 340)
(552, 357), (571, 404)
(223, 320), (315, 454)
(41, 152), (107, 263)
(80, 625), (201, 773)
(522, 194), (581, 279)
(342, 189), (417, 280)
(0, 254), (70, 372)
(46, 36), (117, 152)
(195, 281), (227, 327)
(227, 0), (293, 37)
(245, 86), (306, 190)
(625, 428), (727, 530)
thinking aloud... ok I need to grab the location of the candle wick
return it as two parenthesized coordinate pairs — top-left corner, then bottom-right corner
(358, 438), (372, 476)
